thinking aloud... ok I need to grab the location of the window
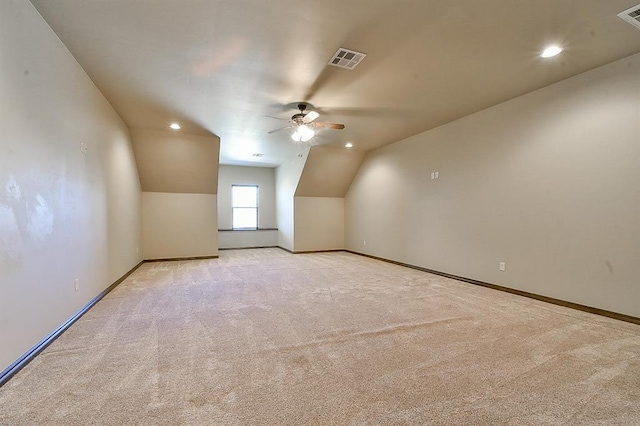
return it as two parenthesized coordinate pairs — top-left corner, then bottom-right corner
(232, 185), (258, 229)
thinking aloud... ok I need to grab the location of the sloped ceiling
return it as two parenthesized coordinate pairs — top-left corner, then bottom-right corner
(30, 0), (640, 167)
(296, 146), (365, 197)
(131, 128), (219, 194)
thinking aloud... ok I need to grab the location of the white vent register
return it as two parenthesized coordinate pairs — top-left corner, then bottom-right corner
(618, 4), (640, 30)
(328, 48), (366, 70)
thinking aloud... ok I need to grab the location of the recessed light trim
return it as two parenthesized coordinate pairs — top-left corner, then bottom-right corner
(169, 123), (181, 130)
(541, 45), (563, 58)
(345, 143), (353, 148)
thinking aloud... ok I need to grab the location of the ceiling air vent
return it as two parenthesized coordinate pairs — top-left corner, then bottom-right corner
(328, 48), (366, 70)
(618, 3), (640, 30)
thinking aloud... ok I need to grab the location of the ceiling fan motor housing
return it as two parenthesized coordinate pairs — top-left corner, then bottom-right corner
(267, 102), (344, 135)
(291, 113), (306, 123)
(292, 103), (309, 123)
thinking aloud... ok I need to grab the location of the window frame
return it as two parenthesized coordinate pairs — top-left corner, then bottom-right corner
(231, 184), (259, 230)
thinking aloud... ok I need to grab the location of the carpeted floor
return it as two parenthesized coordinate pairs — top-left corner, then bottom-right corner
(1, 248), (639, 425)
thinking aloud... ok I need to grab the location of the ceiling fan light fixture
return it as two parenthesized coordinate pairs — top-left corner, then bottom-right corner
(298, 124), (315, 142)
(268, 103), (343, 142)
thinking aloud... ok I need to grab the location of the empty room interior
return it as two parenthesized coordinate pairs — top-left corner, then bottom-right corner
(1, 0), (640, 424)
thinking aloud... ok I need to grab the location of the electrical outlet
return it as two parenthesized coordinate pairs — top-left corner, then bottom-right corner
(435, 171), (439, 179)
(74, 278), (79, 291)
(499, 262), (506, 272)
(136, 247), (139, 254)
(431, 172), (435, 180)
(363, 240), (367, 246)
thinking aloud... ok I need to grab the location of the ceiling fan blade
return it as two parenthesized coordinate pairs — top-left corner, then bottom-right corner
(314, 122), (345, 130)
(303, 111), (320, 123)
(264, 115), (291, 121)
(268, 125), (295, 134)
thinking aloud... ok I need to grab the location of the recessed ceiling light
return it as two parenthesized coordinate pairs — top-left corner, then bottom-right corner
(345, 142), (353, 148)
(169, 123), (181, 130)
(541, 45), (563, 58)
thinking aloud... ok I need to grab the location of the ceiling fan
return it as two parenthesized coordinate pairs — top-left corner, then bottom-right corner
(266, 103), (345, 142)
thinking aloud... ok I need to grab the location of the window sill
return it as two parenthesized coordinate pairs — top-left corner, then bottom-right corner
(218, 228), (278, 232)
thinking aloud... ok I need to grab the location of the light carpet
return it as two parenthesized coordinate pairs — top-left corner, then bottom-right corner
(1, 248), (639, 425)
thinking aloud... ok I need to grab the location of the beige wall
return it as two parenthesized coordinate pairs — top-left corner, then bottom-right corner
(294, 197), (344, 252)
(132, 128), (220, 258)
(218, 230), (278, 249)
(217, 165), (276, 229)
(346, 53), (640, 317)
(288, 146), (364, 252)
(275, 150), (309, 251)
(0, 0), (141, 372)
(217, 164), (277, 248)
(142, 192), (218, 259)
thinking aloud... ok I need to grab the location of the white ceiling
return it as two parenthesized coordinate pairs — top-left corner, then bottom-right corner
(31, 0), (640, 167)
